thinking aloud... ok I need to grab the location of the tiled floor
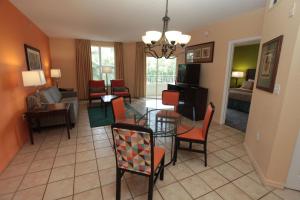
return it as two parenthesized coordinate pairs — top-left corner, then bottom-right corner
(1, 99), (300, 200)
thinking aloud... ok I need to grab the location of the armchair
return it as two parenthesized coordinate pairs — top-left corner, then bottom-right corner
(88, 80), (107, 104)
(111, 79), (131, 103)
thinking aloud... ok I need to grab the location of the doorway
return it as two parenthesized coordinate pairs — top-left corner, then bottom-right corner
(221, 37), (261, 132)
(146, 57), (177, 99)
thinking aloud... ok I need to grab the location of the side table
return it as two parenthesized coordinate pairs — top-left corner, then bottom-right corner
(25, 103), (71, 144)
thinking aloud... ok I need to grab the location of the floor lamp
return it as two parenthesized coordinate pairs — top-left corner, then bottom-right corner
(102, 66), (112, 86)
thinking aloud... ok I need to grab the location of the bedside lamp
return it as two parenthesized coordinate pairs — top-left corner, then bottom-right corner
(231, 71), (244, 87)
(102, 66), (112, 86)
(50, 69), (61, 87)
(22, 70), (46, 92)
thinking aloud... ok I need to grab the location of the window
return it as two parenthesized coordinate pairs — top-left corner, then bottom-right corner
(91, 46), (115, 84)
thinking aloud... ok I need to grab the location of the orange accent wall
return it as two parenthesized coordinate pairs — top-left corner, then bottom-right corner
(0, 1), (51, 172)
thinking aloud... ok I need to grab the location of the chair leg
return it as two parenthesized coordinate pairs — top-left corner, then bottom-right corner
(160, 156), (165, 180)
(116, 169), (122, 200)
(148, 175), (154, 200)
(173, 139), (178, 165)
(204, 143), (207, 167)
(189, 142), (192, 150)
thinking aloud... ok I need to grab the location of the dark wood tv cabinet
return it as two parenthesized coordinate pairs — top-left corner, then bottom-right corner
(168, 84), (208, 121)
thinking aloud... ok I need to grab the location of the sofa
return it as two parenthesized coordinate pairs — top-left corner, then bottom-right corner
(26, 87), (79, 128)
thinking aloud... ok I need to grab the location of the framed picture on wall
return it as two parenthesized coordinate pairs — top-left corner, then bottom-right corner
(24, 44), (42, 70)
(256, 35), (283, 93)
(185, 41), (214, 64)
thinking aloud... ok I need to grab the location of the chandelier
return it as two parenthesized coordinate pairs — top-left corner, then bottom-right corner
(142, 0), (191, 59)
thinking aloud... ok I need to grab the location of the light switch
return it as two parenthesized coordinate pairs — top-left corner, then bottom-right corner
(274, 84), (281, 95)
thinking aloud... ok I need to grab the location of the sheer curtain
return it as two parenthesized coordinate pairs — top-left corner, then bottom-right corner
(114, 42), (125, 79)
(134, 42), (146, 98)
(75, 39), (92, 100)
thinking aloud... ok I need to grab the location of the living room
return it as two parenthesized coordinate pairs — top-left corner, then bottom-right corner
(1, 0), (300, 199)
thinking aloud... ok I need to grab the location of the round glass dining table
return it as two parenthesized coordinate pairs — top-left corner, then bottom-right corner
(137, 108), (196, 166)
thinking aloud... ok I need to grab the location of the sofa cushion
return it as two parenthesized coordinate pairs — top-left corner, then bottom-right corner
(61, 97), (78, 123)
(40, 90), (56, 104)
(47, 87), (62, 102)
(26, 94), (42, 111)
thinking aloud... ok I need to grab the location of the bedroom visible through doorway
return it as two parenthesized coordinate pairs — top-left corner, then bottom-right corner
(225, 43), (260, 132)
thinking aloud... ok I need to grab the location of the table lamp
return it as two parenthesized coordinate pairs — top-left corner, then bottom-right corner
(22, 70), (46, 92)
(102, 66), (112, 86)
(231, 71), (244, 87)
(50, 68), (61, 87)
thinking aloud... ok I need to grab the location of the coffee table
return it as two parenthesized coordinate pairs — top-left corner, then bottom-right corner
(101, 95), (117, 117)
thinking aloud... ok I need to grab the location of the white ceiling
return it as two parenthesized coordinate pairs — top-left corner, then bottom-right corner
(10, 0), (266, 42)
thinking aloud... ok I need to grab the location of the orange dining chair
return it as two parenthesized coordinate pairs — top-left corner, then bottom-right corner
(111, 123), (165, 200)
(111, 79), (131, 103)
(173, 103), (215, 167)
(156, 90), (180, 119)
(111, 97), (145, 125)
(88, 80), (107, 104)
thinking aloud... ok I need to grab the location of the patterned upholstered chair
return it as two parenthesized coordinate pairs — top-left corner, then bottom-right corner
(111, 123), (165, 200)
(111, 97), (145, 126)
(111, 79), (131, 103)
(88, 80), (107, 104)
(173, 103), (215, 166)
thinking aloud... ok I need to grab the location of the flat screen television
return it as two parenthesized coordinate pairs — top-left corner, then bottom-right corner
(177, 64), (201, 86)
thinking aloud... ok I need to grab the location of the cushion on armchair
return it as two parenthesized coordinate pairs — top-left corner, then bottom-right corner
(113, 87), (127, 92)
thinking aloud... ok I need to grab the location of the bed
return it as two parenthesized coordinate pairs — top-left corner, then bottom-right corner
(228, 69), (256, 113)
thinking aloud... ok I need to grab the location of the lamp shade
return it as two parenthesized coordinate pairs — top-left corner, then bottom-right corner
(102, 66), (112, 73)
(178, 34), (191, 45)
(165, 31), (182, 44)
(146, 31), (162, 42)
(22, 70), (46, 87)
(231, 71), (244, 78)
(50, 69), (61, 78)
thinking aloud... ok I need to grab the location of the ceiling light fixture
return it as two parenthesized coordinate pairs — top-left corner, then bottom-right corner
(142, 0), (191, 59)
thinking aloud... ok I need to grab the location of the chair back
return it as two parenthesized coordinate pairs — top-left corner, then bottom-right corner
(202, 103), (215, 140)
(111, 80), (125, 88)
(111, 123), (154, 175)
(162, 90), (180, 111)
(111, 97), (127, 122)
(89, 80), (105, 88)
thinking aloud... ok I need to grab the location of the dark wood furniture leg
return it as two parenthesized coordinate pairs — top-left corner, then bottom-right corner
(65, 109), (71, 139)
(104, 102), (108, 117)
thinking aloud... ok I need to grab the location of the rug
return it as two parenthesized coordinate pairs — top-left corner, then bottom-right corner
(88, 104), (143, 128)
(225, 108), (249, 132)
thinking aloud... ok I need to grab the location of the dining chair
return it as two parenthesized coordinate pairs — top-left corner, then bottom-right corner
(88, 80), (107, 104)
(156, 90), (180, 119)
(173, 102), (215, 166)
(111, 79), (131, 103)
(111, 123), (165, 200)
(111, 97), (145, 125)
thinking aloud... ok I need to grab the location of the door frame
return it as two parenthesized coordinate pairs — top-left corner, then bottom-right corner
(220, 36), (261, 124)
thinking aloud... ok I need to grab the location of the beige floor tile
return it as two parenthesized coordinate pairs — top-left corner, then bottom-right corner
(229, 158), (254, 174)
(198, 169), (229, 189)
(19, 170), (50, 190)
(73, 187), (103, 200)
(19, 145), (40, 154)
(184, 158), (210, 173)
(93, 134), (108, 141)
(159, 182), (192, 200)
(0, 176), (23, 195)
(75, 160), (98, 176)
(28, 158), (54, 173)
(102, 181), (132, 200)
(11, 153), (35, 166)
(95, 147), (114, 158)
(207, 154), (224, 167)
(156, 169), (176, 188)
(94, 140), (111, 149)
(58, 196), (73, 200)
(214, 163), (243, 181)
(214, 150), (236, 162)
(57, 145), (76, 156)
(34, 148), (57, 161)
(213, 139), (232, 149)
(233, 176), (269, 199)
(53, 154), (75, 168)
(49, 165), (75, 183)
(273, 188), (300, 200)
(216, 183), (252, 200)
(60, 138), (77, 147)
(168, 163), (194, 180)
(207, 143), (222, 153)
(126, 175), (150, 197)
(99, 168), (116, 186)
(134, 190), (163, 200)
(97, 156), (115, 170)
(14, 185), (46, 200)
(77, 142), (94, 152)
(43, 178), (74, 200)
(260, 193), (282, 200)
(0, 193), (14, 200)
(0, 163), (30, 179)
(225, 145), (246, 157)
(77, 136), (93, 144)
(196, 191), (223, 200)
(74, 172), (100, 194)
(180, 175), (212, 198)
(76, 150), (96, 163)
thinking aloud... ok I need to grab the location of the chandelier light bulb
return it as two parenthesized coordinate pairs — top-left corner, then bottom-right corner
(178, 34), (191, 45)
(142, 35), (152, 44)
(165, 31), (182, 45)
(146, 31), (162, 42)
